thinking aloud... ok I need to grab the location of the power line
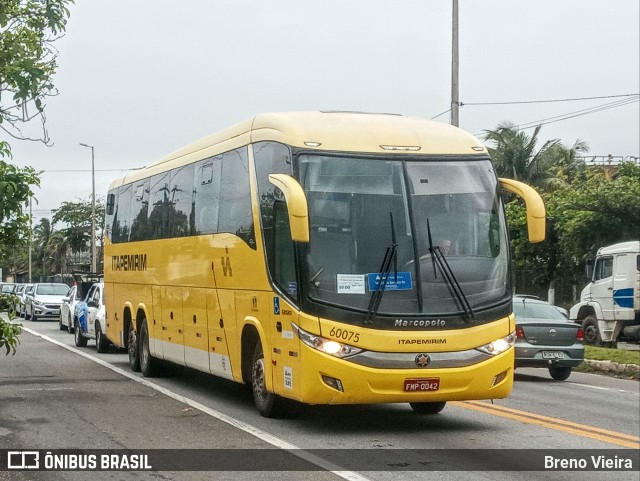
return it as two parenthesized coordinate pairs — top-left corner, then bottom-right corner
(461, 93), (639, 106)
(516, 96), (639, 130)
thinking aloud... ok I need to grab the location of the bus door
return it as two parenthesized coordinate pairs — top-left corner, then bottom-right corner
(267, 295), (301, 398)
(160, 286), (185, 366)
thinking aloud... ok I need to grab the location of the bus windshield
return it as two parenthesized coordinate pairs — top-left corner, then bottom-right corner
(298, 154), (510, 318)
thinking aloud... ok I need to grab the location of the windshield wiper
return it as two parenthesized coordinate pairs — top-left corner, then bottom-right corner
(426, 219), (475, 323)
(366, 212), (398, 324)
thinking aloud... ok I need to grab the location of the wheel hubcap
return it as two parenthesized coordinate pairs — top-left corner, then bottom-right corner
(252, 357), (267, 401)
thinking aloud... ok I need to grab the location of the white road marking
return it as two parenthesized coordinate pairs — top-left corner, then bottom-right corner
(22, 325), (371, 481)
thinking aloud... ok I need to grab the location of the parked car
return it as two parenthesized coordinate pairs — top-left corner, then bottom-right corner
(59, 284), (81, 333)
(18, 284), (35, 318)
(0, 282), (16, 294)
(513, 296), (584, 381)
(74, 282), (110, 353)
(10, 283), (26, 313)
(24, 283), (71, 322)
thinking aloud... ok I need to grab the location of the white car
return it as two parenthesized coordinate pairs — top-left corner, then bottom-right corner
(24, 283), (70, 322)
(59, 284), (81, 333)
(18, 284), (34, 317)
(74, 282), (110, 353)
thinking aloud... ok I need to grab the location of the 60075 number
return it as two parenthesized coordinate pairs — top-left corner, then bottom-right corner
(329, 327), (360, 343)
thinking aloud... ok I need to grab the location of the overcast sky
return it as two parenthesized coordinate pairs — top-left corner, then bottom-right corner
(3, 0), (639, 222)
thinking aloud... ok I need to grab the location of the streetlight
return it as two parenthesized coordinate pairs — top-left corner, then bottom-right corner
(79, 143), (96, 273)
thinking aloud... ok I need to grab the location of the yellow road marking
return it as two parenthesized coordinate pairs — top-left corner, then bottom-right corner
(452, 400), (640, 449)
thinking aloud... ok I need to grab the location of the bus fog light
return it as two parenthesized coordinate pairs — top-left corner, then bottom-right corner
(322, 375), (344, 392)
(492, 370), (508, 387)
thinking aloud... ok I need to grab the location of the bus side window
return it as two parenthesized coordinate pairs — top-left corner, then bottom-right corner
(219, 148), (256, 248)
(273, 198), (296, 292)
(253, 141), (296, 299)
(148, 172), (171, 239)
(113, 184), (132, 243)
(194, 158), (222, 235)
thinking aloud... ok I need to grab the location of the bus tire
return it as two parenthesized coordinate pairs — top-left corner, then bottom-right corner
(140, 319), (160, 377)
(74, 321), (87, 348)
(95, 323), (110, 353)
(582, 315), (602, 346)
(409, 401), (447, 414)
(251, 342), (281, 418)
(128, 322), (141, 372)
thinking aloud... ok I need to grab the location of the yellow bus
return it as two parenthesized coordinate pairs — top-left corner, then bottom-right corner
(104, 111), (545, 417)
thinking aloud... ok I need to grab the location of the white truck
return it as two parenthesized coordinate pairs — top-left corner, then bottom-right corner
(570, 241), (640, 347)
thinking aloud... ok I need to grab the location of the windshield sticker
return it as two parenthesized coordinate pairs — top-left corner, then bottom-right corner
(287, 282), (298, 296)
(368, 272), (413, 291)
(336, 274), (366, 294)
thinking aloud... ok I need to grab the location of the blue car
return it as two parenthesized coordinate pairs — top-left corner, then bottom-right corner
(73, 282), (110, 352)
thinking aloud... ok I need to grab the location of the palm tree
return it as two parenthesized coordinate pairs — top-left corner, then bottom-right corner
(547, 139), (589, 188)
(484, 123), (561, 190)
(46, 231), (70, 275)
(32, 218), (53, 274)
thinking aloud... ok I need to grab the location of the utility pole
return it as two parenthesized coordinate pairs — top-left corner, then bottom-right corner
(28, 197), (32, 282)
(451, 0), (460, 127)
(79, 143), (96, 273)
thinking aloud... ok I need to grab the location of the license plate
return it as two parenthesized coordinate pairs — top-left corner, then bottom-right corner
(542, 351), (564, 359)
(404, 378), (440, 392)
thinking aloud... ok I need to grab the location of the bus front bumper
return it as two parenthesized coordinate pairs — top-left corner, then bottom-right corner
(290, 345), (514, 405)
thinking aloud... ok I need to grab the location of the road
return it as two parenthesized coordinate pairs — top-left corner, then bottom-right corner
(1, 314), (638, 481)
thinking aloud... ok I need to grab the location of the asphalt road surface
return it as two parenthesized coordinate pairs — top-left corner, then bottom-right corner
(1, 314), (638, 481)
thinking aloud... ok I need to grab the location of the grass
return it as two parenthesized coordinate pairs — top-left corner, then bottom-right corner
(584, 346), (640, 366)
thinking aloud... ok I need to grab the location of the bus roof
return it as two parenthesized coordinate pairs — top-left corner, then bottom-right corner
(109, 111), (488, 190)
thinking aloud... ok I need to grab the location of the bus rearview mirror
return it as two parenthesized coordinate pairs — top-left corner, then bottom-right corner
(268, 174), (310, 243)
(498, 178), (546, 243)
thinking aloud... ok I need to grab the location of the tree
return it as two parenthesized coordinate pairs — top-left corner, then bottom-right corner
(52, 198), (105, 271)
(1, 0), (73, 146)
(0, 161), (39, 259)
(505, 162), (640, 305)
(484, 122), (561, 189)
(1, 1), (73, 354)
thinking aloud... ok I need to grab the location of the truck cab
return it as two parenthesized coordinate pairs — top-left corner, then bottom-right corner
(570, 241), (640, 346)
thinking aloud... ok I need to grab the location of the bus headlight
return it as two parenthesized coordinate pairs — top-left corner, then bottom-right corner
(476, 332), (516, 356)
(292, 323), (363, 359)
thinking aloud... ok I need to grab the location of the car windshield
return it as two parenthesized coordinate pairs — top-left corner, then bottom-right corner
(36, 284), (70, 296)
(513, 300), (567, 321)
(298, 154), (510, 318)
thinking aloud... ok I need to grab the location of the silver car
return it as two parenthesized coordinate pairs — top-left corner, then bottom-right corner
(24, 283), (71, 322)
(513, 296), (584, 381)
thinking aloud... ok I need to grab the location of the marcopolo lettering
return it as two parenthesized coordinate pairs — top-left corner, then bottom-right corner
(111, 254), (147, 272)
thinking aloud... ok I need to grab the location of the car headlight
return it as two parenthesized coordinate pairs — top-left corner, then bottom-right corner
(476, 332), (516, 355)
(33, 299), (44, 306)
(292, 323), (363, 359)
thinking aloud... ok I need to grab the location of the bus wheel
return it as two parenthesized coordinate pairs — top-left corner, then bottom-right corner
(409, 402), (447, 414)
(251, 342), (281, 418)
(140, 319), (160, 377)
(582, 316), (602, 346)
(128, 322), (141, 372)
(74, 322), (87, 348)
(96, 323), (110, 353)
